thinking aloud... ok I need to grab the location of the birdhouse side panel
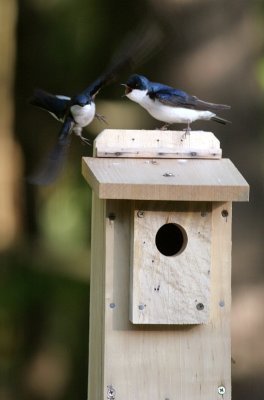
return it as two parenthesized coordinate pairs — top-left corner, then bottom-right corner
(130, 201), (212, 324)
(88, 194), (106, 400)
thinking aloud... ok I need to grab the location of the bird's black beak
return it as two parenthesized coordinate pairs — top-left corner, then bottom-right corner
(121, 83), (132, 95)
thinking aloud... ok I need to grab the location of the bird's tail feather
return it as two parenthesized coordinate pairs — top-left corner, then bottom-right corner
(211, 116), (231, 125)
(194, 98), (231, 111)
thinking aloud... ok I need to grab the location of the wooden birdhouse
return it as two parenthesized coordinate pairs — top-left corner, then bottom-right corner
(82, 129), (249, 400)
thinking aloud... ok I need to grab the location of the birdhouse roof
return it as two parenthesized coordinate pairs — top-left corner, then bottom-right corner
(82, 130), (249, 201)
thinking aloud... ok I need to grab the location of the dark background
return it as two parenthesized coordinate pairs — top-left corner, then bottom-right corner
(0, 0), (264, 399)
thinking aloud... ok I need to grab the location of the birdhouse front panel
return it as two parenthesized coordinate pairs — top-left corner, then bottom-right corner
(130, 201), (212, 324)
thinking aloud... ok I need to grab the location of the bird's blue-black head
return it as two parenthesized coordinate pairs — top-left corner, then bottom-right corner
(125, 74), (149, 94)
(72, 93), (91, 107)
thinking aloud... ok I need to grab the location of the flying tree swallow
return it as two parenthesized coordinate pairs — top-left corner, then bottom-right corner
(123, 74), (231, 131)
(28, 85), (106, 185)
(28, 26), (163, 185)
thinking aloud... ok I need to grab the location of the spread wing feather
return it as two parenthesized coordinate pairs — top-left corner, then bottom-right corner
(27, 117), (74, 185)
(30, 89), (70, 121)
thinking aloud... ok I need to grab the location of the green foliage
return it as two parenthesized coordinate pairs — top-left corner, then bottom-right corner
(0, 251), (90, 399)
(39, 174), (92, 251)
(256, 56), (264, 92)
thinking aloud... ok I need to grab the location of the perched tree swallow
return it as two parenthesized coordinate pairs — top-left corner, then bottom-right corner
(28, 26), (163, 185)
(123, 74), (231, 130)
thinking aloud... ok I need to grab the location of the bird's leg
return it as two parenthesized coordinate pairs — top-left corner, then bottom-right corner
(181, 121), (191, 141)
(73, 126), (91, 146)
(95, 113), (108, 125)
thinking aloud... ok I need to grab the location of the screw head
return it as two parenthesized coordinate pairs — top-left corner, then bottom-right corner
(218, 386), (226, 395)
(137, 210), (144, 218)
(163, 172), (174, 177)
(107, 385), (116, 399)
(219, 300), (225, 307)
(196, 302), (204, 311)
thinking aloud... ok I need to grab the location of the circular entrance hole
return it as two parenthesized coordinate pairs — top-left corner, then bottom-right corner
(155, 223), (187, 256)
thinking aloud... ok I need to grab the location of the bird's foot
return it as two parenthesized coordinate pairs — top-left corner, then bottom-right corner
(95, 113), (108, 125)
(159, 123), (170, 131)
(181, 125), (191, 141)
(79, 135), (91, 146)
(73, 127), (91, 146)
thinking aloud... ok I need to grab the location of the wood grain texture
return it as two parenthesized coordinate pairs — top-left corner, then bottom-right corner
(94, 129), (221, 159)
(86, 200), (233, 400)
(82, 157), (249, 201)
(87, 194), (106, 400)
(130, 201), (212, 324)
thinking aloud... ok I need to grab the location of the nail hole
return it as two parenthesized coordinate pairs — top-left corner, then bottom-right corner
(221, 210), (229, 218)
(108, 213), (116, 221)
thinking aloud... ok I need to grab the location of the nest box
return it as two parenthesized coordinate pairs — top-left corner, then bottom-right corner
(82, 129), (249, 400)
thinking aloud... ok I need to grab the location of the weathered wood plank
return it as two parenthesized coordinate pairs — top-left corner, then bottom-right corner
(87, 194), (106, 400)
(94, 129), (221, 159)
(82, 157), (249, 201)
(130, 201), (212, 324)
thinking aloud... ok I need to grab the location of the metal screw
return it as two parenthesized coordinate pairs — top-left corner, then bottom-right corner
(218, 386), (226, 395)
(219, 300), (225, 307)
(196, 303), (204, 311)
(138, 304), (145, 310)
(109, 303), (116, 309)
(137, 210), (144, 218)
(107, 385), (116, 399)
(163, 172), (175, 177)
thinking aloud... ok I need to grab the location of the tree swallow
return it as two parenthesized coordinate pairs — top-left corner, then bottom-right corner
(28, 76), (117, 185)
(28, 26), (163, 185)
(123, 74), (231, 130)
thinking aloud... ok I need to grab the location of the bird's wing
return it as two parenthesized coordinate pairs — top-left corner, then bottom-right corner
(30, 89), (70, 121)
(150, 88), (230, 111)
(81, 24), (163, 99)
(27, 117), (74, 185)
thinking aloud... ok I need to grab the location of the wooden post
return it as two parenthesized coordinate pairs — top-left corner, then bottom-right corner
(82, 130), (249, 400)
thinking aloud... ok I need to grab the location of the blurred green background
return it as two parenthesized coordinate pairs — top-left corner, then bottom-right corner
(1, 0), (264, 399)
